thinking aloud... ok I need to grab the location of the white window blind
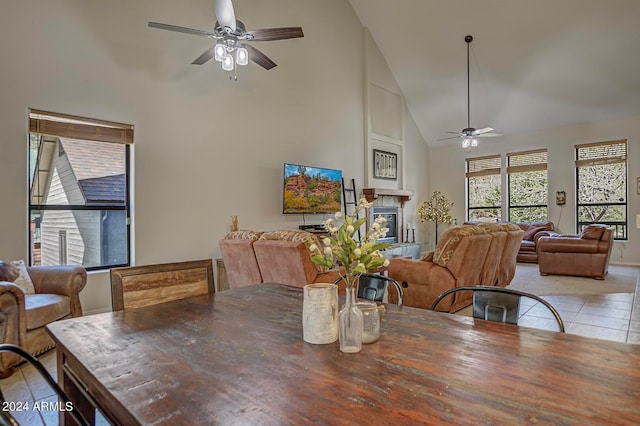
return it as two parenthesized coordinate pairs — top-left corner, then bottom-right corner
(507, 149), (548, 173)
(575, 140), (626, 167)
(466, 155), (501, 178)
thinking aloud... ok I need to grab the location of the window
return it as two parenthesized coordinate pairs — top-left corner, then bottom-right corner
(58, 231), (67, 265)
(28, 110), (133, 270)
(507, 149), (548, 222)
(575, 139), (627, 239)
(466, 155), (502, 222)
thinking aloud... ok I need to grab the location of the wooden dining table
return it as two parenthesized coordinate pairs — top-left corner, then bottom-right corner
(47, 282), (640, 425)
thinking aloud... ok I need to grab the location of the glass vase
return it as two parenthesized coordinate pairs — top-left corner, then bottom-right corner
(339, 284), (363, 353)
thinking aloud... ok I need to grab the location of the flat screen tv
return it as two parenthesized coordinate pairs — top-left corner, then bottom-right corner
(283, 163), (342, 214)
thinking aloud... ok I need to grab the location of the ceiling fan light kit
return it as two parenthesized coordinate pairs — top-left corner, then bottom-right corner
(437, 35), (502, 148)
(148, 0), (303, 80)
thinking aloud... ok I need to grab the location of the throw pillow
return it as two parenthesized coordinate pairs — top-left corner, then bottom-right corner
(581, 225), (605, 240)
(9, 260), (36, 294)
(0, 261), (20, 282)
(523, 225), (546, 241)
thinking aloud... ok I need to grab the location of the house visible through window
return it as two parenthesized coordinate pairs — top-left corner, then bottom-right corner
(575, 139), (627, 239)
(466, 154), (502, 222)
(507, 149), (548, 222)
(28, 110), (133, 270)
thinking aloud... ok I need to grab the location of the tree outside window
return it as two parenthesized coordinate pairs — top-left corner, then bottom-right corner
(576, 140), (627, 239)
(466, 155), (501, 222)
(508, 149), (548, 222)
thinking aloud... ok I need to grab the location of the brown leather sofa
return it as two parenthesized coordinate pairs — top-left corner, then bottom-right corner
(0, 265), (87, 377)
(219, 229), (342, 289)
(537, 225), (613, 280)
(387, 224), (523, 312)
(515, 221), (556, 262)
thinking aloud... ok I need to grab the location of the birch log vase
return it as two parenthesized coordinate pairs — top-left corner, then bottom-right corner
(303, 283), (338, 344)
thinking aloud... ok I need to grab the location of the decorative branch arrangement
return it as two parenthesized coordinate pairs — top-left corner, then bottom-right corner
(417, 191), (454, 244)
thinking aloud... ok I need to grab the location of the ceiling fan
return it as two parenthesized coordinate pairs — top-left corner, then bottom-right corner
(148, 0), (304, 77)
(438, 35), (502, 148)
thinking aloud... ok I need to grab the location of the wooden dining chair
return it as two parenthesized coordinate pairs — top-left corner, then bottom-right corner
(430, 286), (565, 332)
(110, 259), (215, 311)
(335, 273), (403, 306)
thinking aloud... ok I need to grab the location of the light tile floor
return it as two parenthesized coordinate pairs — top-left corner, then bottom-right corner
(2, 275), (639, 425)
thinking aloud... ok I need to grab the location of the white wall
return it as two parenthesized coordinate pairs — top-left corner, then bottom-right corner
(0, 0), (429, 314)
(363, 29), (430, 249)
(429, 115), (640, 264)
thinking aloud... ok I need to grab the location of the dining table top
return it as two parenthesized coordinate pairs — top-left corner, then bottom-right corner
(47, 282), (640, 425)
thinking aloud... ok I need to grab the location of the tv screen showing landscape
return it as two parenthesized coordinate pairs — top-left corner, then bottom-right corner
(283, 163), (342, 214)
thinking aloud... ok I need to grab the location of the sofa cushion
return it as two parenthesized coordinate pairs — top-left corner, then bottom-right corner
(523, 225), (547, 241)
(433, 225), (487, 267)
(24, 294), (70, 331)
(258, 230), (328, 274)
(519, 240), (536, 252)
(224, 230), (263, 241)
(581, 225), (605, 240)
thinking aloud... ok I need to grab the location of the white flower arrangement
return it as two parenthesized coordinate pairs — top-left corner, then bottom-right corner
(310, 198), (391, 288)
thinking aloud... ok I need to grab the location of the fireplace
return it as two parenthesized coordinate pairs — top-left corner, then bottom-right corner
(370, 206), (399, 244)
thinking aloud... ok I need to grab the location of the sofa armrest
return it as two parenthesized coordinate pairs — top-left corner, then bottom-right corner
(537, 236), (600, 254)
(0, 282), (27, 376)
(532, 230), (558, 244)
(27, 266), (87, 317)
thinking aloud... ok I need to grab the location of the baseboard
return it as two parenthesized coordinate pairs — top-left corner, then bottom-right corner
(610, 261), (640, 267)
(84, 307), (112, 316)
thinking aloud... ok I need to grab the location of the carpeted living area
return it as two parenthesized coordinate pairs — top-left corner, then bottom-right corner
(456, 263), (640, 343)
(507, 263), (638, 297)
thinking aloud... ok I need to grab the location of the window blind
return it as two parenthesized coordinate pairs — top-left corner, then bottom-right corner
(29, 109), (134, 145)
(466, 154), (501, 178)
(575, 139), (626, 167)
(507, 149), (547, 174)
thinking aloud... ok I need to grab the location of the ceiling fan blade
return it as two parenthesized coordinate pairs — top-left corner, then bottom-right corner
(477, 132), (503, 138)
(192, 46), (216, 65)
(214, 0), (236, 31)
(246, 27), (304, 41)
(472, 127), (494, 135)
(436, 135), (462, 141)
(444, 131), (461, 135)
(246, 44), (277, 70)
(148, 22), (216, 38)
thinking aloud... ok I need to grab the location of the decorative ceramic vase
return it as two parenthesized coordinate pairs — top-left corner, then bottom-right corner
(339, 283), (363, 353)
(302, 283), (338, 344)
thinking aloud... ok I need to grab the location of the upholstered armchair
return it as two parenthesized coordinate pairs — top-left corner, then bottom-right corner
(387, 226), (494, 312)
(0, 265), (86, 377)
(537, 225), (613, 280)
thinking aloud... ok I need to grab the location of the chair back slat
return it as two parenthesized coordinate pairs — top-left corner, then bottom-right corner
(334, 273), (403, 306)
(111, 259), (214, 311)
(431, 286), (565, 332)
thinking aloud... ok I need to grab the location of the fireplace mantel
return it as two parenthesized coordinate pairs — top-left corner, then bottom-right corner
(362, 188), (412, 206)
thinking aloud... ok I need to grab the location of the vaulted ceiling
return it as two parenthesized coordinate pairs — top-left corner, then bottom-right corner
(349, 0), (640, 146)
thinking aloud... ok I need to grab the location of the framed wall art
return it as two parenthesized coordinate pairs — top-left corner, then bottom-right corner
(373, 149), (397, 180)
